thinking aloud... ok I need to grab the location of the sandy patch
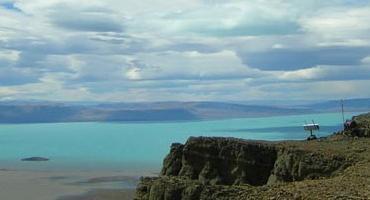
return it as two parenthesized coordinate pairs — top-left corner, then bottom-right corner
(0, 169), (154, 200)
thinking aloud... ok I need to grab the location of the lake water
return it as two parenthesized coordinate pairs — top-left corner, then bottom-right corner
(0, 112), (357, 172)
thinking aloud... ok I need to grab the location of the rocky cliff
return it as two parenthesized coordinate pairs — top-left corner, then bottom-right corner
(342, 112), (370, 137)
(135, 113), (370, 200)
(161, 138), (277, 186)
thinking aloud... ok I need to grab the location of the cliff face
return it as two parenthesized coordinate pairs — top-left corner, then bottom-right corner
(161, 137), (277, 186)
(136, 137), (352, 200)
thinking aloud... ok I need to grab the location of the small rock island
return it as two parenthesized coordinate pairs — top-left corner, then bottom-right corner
(21, 157), (50, 162)
(135, 112), (370, 199)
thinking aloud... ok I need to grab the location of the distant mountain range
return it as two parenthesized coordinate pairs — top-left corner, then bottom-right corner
(0, 98), (369, 123)
(302, 98), (370, 112)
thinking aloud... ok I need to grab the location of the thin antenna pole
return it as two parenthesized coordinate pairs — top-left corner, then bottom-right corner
(341, 99), (345, 124)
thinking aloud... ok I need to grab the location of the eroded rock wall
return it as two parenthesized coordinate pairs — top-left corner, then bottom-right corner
(161, 137), (277, 186)
(136, 137), (350, 200)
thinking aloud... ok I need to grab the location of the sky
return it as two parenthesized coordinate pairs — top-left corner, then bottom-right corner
(0, 0), (370, 102)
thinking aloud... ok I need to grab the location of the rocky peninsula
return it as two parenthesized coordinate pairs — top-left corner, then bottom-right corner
(135, 112), (370, 199)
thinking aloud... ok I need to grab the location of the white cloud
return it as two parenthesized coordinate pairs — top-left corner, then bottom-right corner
(275, 64), (370, 82)
(0, 73), (92, 101)
(278, 67), (324, 81)
(125, 67), (143, 81)
(0, 0), (370, 101)
(0, 49), (19, 62)
(362, 56), (370, 64)
(124, 50), (261, 81)
(300, 7), (370, 46)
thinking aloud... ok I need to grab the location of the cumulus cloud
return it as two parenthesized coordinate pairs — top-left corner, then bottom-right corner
(300, 7), (370, 46)
(277, 65), (370, 81)
(124, 50), (261, 81)
(0, 0), (370, 101)
(147, 1), (301, 37)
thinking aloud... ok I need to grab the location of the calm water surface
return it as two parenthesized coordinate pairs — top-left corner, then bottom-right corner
(0, 112), (357, 172)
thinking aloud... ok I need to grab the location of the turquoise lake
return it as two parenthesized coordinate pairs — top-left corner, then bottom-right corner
(0, 112), (358, 172)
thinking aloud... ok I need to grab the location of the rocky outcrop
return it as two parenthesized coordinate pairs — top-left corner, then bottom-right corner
(268, 148), (347, 184)
(161, 137), (277, 186)
(21, 157), (49, 161)
(342, 113), (370, 137)
(136, 137), (351, 200)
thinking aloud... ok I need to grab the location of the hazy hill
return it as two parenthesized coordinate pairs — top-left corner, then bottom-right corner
(0, 101), (307, 123)
(303, 98), (370, 112)
(0, 98), (368, 123)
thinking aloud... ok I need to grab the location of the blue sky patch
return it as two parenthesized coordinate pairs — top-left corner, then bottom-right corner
(1, 2), (22, 12)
